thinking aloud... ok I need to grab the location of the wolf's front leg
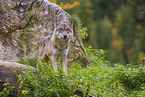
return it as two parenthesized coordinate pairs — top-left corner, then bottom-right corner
(62, 56), (68, 75)
(51, 55), (58, 72)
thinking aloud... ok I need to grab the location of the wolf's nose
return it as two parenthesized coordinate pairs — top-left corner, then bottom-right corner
(64, 35), (67, 39)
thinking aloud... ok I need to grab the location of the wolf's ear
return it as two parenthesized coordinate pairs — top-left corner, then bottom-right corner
(68, 19), (73, 28)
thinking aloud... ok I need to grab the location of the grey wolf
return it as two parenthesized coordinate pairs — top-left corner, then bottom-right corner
(38, 21), (73, 74)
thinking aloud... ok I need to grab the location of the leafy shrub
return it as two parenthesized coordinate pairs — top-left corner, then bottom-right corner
(115, 64), (145, 90)
(79, 27), (88, 39)
(0, 80), (16, 97)
(15, 62), (77, 97)
(1, 60), (145, 96)
(85, 46), (110, 65)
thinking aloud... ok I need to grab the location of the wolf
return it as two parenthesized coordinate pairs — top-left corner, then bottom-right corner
(38, 21), (73, 74)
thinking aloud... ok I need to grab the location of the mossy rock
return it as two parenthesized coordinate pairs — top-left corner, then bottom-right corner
(0, 61), (37, 92)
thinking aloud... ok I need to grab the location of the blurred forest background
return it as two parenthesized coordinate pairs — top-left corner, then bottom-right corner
(54, 0), (145, 65)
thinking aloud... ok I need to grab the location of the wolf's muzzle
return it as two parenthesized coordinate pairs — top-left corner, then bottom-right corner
(64, 35), (67, 39)
(62, 35), (67, 39)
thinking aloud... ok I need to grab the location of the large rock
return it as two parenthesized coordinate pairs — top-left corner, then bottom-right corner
(0, 0), (86, 61)
(0, 61), (37, 92)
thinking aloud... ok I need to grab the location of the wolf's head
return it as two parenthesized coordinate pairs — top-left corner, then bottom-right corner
(54, 21), (73, 40)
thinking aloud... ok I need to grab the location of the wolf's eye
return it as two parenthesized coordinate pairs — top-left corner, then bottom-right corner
(59, 28), (63, 33)
(67, 30), (71, 33)
(66, 28), (70, 31)
(67, 28), (71, 33)
(67, 31), (70, 33)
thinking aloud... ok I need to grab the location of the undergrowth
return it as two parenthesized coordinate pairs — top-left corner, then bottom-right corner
(1, 47), (145, 97)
